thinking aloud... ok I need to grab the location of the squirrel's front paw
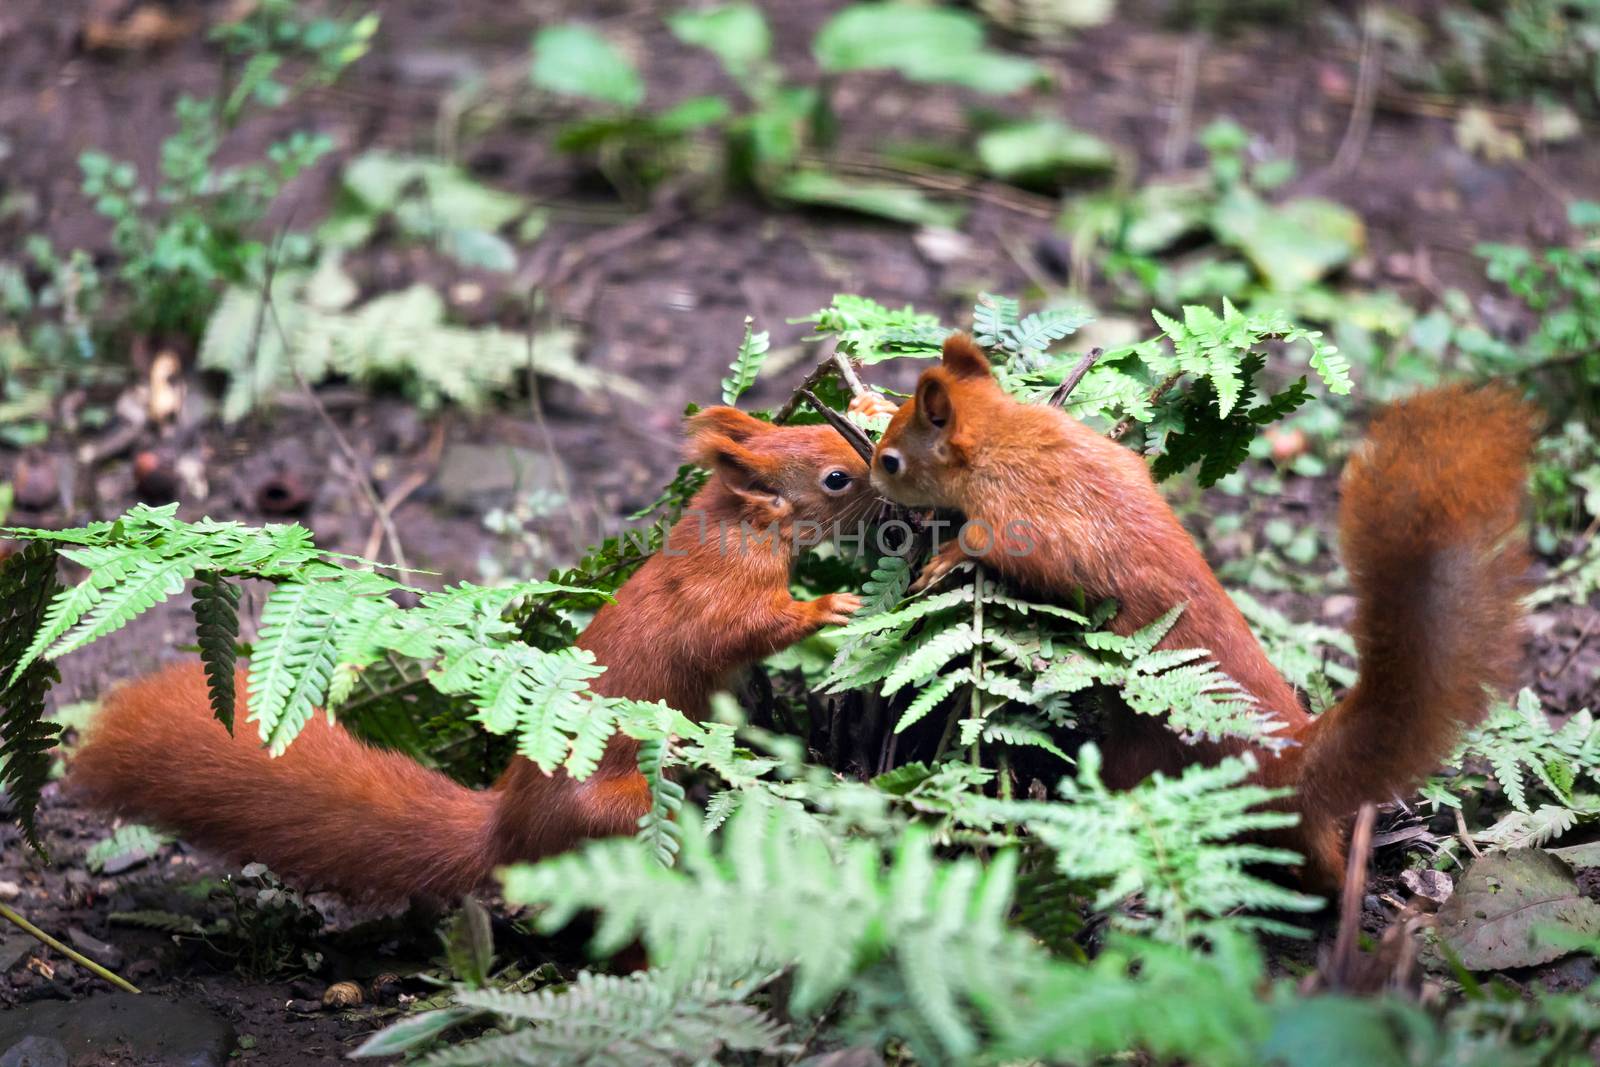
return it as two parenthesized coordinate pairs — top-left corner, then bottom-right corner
(848, 392), (898, 420)
(909, 543), (968, 594)
(814, 592), (864, 626)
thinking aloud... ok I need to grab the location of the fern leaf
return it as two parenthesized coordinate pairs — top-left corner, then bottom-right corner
(635, 737), (685, 866)
(50, 552), (202, 661)
(192, 570), (242, 733)
(0, 543), (64, 853)
(720, 316), (771, 404)
(248, 580), (347, 755)
(883, 622), (979, 696)
(896, 669), (972, 733)
(973, 293), (1020, 348)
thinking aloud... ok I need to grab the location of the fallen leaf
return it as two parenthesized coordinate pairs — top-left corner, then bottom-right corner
(1435, 849), (1600, 971)
(1400, 868), (1453, 905)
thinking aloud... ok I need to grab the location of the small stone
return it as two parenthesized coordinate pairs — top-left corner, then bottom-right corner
(66, 928), (123, 972)
(0, 1035), (68, 1067)
(1401, 868), (1454, 905)
(0, 881), (20, 901)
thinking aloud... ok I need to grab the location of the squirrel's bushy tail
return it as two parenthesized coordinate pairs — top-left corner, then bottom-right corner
(71, 661), (495, 904)
(1290, 385), (1533, 871)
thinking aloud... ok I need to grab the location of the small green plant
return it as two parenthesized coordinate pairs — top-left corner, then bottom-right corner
(1066, 119), (1366, 319)
(1476, 201), (1600, 423)
(78, 0), (377, 340)
(527, 4), (1066, 225)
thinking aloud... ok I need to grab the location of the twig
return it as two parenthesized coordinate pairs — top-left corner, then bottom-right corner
(799, 390), (875, 463)
(830, 350), (867, 398)
(773, 345), (846, 424)
(1161, 33), (1203, 172)
(0, 902), (140, 994)
(1048, 348), (1104, 407)
(1327, 802), (1377, 990)
(290, 365), (410, 576)
(1107, 372), (1184, 442)
(1454, 808), (1483, 860)
(1322, 6), (1380, 183)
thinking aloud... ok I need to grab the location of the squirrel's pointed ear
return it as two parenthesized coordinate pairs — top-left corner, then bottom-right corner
(940, 334), (992, 380)
(690, 433), (785, 508)
(686, 406), (774, 445)
(916, 373), (955, 431)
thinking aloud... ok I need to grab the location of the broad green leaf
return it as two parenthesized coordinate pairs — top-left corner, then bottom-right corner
(775, 170), (966, 229)
(814, 3), (1040, 93)
(976, 119), (1117, 183)
(668, 4), (770, 78)
(1212, 188), (1365, 292)
(531, 25), (644, 108)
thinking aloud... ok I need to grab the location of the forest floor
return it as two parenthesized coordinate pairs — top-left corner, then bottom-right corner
(1, 0), (1597, 1063)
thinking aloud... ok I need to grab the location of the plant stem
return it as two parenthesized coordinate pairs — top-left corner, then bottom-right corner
(0, 902), (141, 994)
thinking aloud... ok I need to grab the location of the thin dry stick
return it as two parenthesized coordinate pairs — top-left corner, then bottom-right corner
(830, 349), (867, 398)
(291, 365), (410, 576)
(0, 902), (140, 994)
(1324, 6), (1379, 181)
(1454, 807), (1484, 860)
(1327, 802), (1378, 990)
(798, 389), (875, 463)
(773, 344), (849, 424)
(1161, 33), (1204, 172)
(1049, 347), (1105, 407)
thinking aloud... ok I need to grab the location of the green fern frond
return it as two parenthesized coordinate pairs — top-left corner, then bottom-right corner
(979, 745), (1318, 942)
(635, 736), (685, 867)
(85, 823), (169, 873)
(411, 971), (787, 1067)
(191, 570), (242, 733)
(972, 292), (1020, 347)
(503, 798), (1046, 1061)
(249, 580), (352, 755)
(0, 543), (64, 853)
(720, 316), (771, 404)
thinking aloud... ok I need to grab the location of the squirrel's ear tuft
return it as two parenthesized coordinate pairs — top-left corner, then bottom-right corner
(686, 406), (774, 445)
(940, 334), (992, 380)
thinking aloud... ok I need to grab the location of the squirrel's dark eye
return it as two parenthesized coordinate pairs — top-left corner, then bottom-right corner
(822, 469), (852, 492)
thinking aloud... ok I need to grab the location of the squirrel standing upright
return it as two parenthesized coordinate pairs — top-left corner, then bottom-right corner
(70, 406), (882, 904)
(869, 334), (1532, 888)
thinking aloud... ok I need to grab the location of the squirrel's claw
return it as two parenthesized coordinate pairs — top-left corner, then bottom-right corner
(848, 392), (898, 420)
(815, 592), (864, 626)
(909, 543), (968, 594)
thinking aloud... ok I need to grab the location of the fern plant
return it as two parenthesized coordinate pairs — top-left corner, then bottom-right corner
(973, 745), (1321, 942)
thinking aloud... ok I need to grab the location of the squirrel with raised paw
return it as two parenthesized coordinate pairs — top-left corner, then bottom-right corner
(70, 406), (882, 904)
(866, 334), (1533, 889)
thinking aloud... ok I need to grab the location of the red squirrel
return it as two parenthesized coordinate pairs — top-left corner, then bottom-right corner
(70, 407), (879, 904)
(868, 334), (1532, 888)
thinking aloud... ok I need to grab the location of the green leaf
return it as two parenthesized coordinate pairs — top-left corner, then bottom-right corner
(86, 824), (169, 874)
(192, 570), (241, 733)
(814, 3), (1041, 93)
(0, 543), (64, 854)
(976, 119), (1117, 183)
(349, 1007), (480, 1059)
(1212, 188), (1365, 292)
(720, 316), (771, 404)
(531, 25), (644, 108)
(248, 580), (348, 755)
(667, 4), (770, 78)
(775, 170), (966, 228)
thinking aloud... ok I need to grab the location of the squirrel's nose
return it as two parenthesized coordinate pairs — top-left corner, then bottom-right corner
(878, 449), (902, 476)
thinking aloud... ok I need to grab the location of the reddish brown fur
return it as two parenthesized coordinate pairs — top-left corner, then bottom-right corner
(873, 335), (1532, 888)
(71, 409), (875, 904)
